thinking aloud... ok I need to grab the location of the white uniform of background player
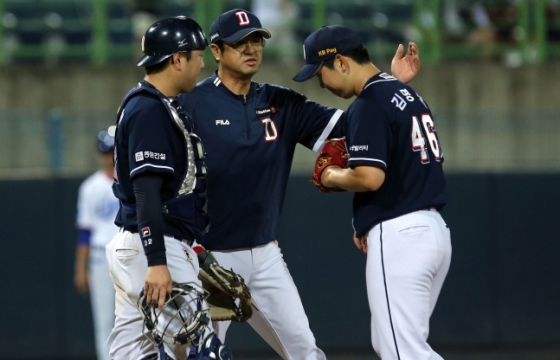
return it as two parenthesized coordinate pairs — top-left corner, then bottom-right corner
(74, 128), (119, 360)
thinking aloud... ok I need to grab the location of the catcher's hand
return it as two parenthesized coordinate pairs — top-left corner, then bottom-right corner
(197, 249), (252, 322)
(311, 138), (349, 193)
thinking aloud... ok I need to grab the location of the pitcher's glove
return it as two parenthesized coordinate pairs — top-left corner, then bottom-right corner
(196, 248), (253, 322)
(311, 138), (349, 193)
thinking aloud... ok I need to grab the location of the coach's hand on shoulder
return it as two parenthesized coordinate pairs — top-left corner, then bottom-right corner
(391, 42), (420, 84)
(145, 265), (173, 309)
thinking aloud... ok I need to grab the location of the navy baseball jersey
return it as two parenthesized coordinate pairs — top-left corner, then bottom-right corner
(113, 81), (208, 242)
(178, 72), (344, 250)
(346, 72), (448, 236)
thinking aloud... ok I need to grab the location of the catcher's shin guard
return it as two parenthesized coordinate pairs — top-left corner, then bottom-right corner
(188, 333), (232, 360)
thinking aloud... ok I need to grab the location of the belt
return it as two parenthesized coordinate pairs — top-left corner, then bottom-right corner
(170, 235), (194, 246)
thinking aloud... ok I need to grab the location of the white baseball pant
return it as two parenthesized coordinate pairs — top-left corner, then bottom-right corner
(106, 229), (212, 360)
(366, 208), (451, 360)
(211, 240), (326, 360)
(88, 246), (115, 360)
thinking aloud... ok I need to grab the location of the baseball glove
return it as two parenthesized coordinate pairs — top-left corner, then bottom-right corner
(311, 138), (349, 193)
(196, 249), (253, 322)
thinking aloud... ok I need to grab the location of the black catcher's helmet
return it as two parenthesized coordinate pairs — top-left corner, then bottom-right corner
(137, 16), (208, 67)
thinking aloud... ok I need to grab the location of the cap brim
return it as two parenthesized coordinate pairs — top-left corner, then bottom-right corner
(292, 63), (321, 82)
(136, 54), (173, 67)
(220, 28), (271, 44)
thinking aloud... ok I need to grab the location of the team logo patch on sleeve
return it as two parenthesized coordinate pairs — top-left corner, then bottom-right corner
(350, 145), (369, 151)
(141, 227), (151, 237)
(137, 151), (167, 160)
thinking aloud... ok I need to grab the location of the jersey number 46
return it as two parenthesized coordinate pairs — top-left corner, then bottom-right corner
(411, 114), (442, 164)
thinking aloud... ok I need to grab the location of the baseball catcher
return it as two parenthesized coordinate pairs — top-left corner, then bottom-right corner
(194, 246), (253, 322)
(311, 138), (349, 192)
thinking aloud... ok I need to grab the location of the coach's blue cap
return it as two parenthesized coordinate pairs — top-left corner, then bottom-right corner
(292, 25), (364, 82)
(97, 126), (115, 153)
(209, 8), (271, 44)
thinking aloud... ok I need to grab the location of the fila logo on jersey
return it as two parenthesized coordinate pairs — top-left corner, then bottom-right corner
(215, 119), (230, 125)
(141, 227), (151, 237)
(255, 106), (277, 115)
(350, 145), (368, 151)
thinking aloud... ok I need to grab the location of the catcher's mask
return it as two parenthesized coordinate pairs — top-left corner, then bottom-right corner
(138, 282), (210, 346)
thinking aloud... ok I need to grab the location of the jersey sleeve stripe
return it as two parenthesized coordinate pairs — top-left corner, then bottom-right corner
(312, 109), (344, 153)
(130, 163), (174, 176)
(349, 157), (387, 167)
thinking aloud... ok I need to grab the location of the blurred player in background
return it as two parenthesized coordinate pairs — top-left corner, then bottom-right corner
(179, 8), (420, 359)
(293, 25), (451, 360)
(74, 127), (118, 360)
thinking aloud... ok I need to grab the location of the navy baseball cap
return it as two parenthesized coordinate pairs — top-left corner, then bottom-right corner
(209, 8), (271, 44)
(292, 25), (364, 82)
(97, 126), (115, 153)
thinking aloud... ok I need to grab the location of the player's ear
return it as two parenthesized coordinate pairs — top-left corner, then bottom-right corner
(210, 44), (221, 63)
(170, 52), (184, 70)
(335, 54), (347, 72)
